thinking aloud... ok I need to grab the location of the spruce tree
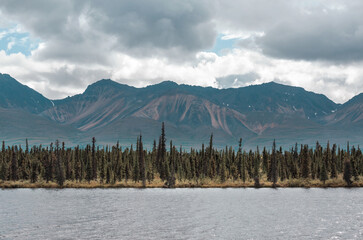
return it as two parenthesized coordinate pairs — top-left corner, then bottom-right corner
(220, 154), (227, 183)
(239, 139), (247, 183)
(0, 158), (7, 181)
(132, 146), (139, 183)
(54, 140), (65, 187)
(351, 147), (359, 181)
(253, 147), (260, 187)
(262, 147), (268, 174)
(100, 152), (105, 183)
(138, 135), (146, 187)
(301, 145), (311, 179)
(73, 147), (78, 182)
(330, 144), (337, 178)
(291, 143), (299, 179)
(124, 155), (131, 183)
(167, 141), (176, 188)
(44, 150), (53, 183)
(92, 137), (97, 181)
(11, 146), (18, 181)
(25, 138), (29, 155)
(106, 164), (111, 184)
(208, 133), (213, 178)
(343, 155), (352, 186)
(30, 160), (38, 183)
(270, 140), (278, 187)
(85, 145), (93, 183)
(157, 122), (167, 181)
(319, 160), (328, 184)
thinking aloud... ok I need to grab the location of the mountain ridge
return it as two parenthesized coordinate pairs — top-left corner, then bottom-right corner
(1, 73), (362, 148)
(0, 73), (53, 114)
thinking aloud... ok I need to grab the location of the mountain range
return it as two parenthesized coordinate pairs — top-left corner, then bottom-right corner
(0, 72), (362, 149)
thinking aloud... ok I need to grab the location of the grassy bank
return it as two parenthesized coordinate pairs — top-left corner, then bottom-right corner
(1, 176), (362, 189)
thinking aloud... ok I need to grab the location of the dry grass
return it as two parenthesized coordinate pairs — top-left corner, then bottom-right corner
(1, 176), (362, 189)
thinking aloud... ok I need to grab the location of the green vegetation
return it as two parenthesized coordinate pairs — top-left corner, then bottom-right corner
(1, 123), (363, 188)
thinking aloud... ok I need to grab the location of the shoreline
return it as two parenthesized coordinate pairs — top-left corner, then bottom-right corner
(2, 179), (362, 189)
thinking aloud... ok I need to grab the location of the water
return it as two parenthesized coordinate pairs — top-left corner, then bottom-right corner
(0, 188), (362, 240)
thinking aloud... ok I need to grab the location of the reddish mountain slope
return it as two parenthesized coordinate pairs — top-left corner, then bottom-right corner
(2, 73), (363, 148)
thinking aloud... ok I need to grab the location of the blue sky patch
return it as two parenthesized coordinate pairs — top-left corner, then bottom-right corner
(208, 34), (238, 55)
(0, 26), (40, 56)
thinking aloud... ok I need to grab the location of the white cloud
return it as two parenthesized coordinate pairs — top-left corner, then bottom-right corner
(221, 31), (265, 40)
(7, 40), (15, 50)
(0, 31), (6, 40)
(1, 0), (363, 104)
(1, 42), (363, 103)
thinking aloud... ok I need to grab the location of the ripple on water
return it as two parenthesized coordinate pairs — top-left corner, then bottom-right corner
(0, 188), (362, 240)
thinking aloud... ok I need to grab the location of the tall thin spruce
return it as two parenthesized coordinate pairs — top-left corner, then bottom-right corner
(139, 134), (146, 187)
(55, 140), (65, 187)
(270, 139), (278, 187)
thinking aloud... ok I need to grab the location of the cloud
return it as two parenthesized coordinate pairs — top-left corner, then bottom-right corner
(1, 42), (363, 103)
(216, 0), (363, 62)
(257, 3), (363, 62)
(3, 1), (363, 63)
(215, 73), (260, 88)
(1, 0), (363, 104)
(6, 39), (14, 50)
(0, 0), (216, 63)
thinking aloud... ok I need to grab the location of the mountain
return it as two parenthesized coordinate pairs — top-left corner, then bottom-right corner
(325, 93), (363, 126)
(41, 80), (338, 144)
(41, 79), (140, 131)
(176, 81), (337, 120)
(0, 73), (361, 148)
(0, 107), (82, 145)
(0, 74), (80, 145)
(0, 73), (52, 114)
(40, 80), (256, 145)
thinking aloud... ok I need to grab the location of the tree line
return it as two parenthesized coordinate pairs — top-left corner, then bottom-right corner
(0, 123), (362, 187)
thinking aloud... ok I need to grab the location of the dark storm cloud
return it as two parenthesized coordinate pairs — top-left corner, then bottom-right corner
(215, 0), (291, 32)
(2, 0), (363, 63)
(256, 2), (363, 62)
(91, 0), (216, 58)
(0, 0), (216, 63)
(217, 0), (363, 62)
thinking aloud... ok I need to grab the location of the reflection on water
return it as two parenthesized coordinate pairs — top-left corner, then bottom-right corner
(0, 188), (362, 239)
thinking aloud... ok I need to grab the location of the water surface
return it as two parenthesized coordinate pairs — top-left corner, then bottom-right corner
(0, 188), (362, 239)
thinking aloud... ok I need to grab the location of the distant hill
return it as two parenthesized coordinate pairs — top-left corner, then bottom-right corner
(0, 73), (53, 114)
(325, 93), (363, 126)
(0, 108), (81, 146)
(0, 73), (361, 148)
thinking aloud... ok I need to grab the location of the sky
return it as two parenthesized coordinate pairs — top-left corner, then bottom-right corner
(1, 0), (363, 103)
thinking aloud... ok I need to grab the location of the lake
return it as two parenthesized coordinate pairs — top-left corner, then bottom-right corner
(0, 188), (362, 239)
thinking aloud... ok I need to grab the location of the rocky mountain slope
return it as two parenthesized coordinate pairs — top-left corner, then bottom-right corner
(0, 73), (360, 148)
(0, 73), (52, 114)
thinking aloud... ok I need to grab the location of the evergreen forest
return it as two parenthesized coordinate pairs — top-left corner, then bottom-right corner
(1, 123), (362, 188)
